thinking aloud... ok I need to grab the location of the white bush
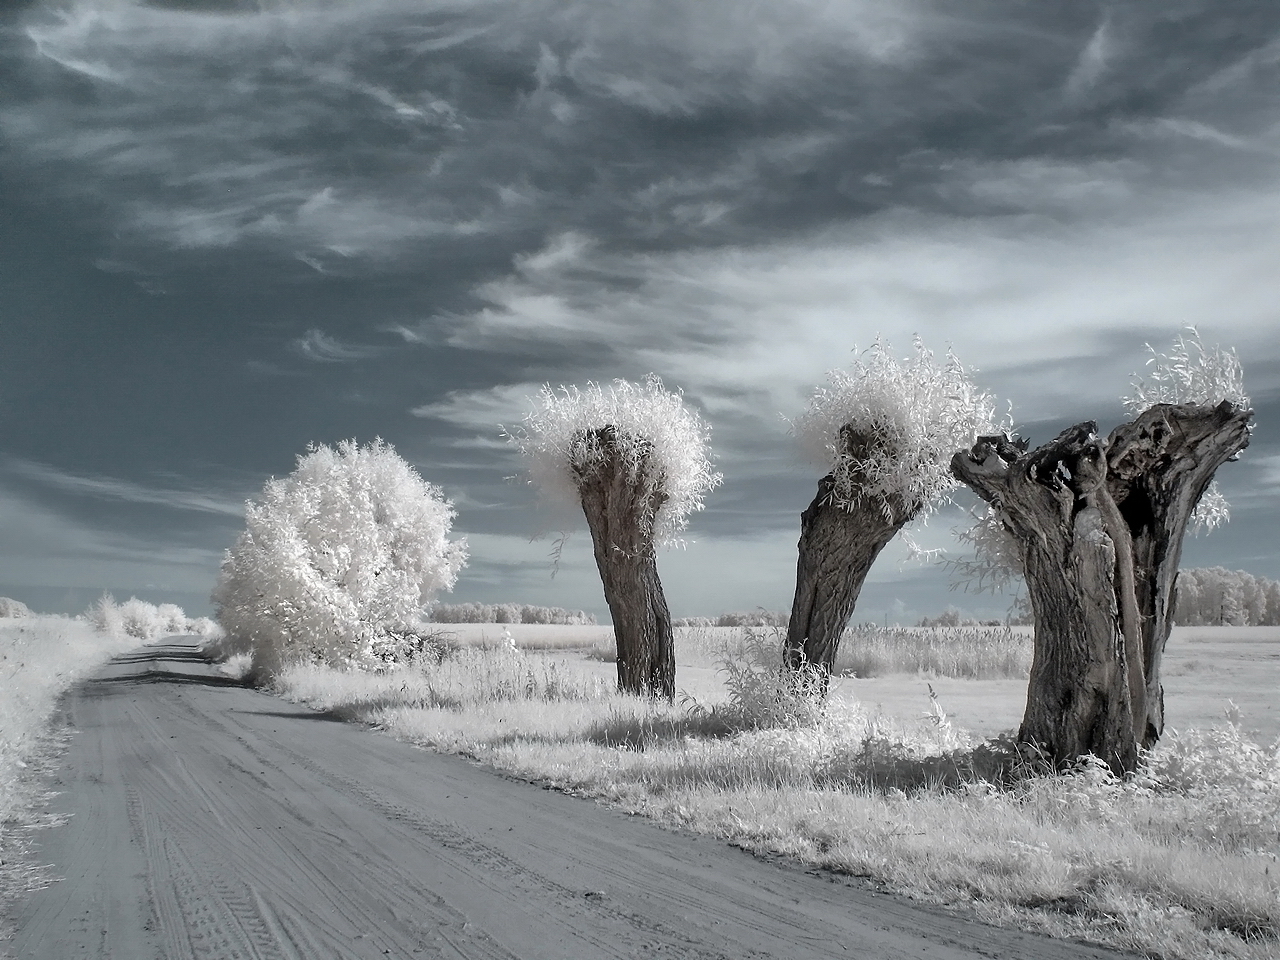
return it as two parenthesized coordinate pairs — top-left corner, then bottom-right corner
(212, 439), (468, 678)
(0, 597), (30, 618)
(791, 337), (1007, 519)
(506, 375), (722, 546)
(84, 593), (218, 642)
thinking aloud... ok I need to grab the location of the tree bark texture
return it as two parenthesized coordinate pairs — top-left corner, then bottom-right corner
(785, 428), (919, 680)
(952, 400), (1251, 772)
(572, 426), (676, 701)
(952, 426), (1140, 774)
(1104, 401), (1252, 747)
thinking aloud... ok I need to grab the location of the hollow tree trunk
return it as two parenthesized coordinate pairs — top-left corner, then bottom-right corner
(785, 427), (918, 682)
(952, 426), (1140, 774)
(1105, 401), (1252, 747)
(572, 427), (675, 701)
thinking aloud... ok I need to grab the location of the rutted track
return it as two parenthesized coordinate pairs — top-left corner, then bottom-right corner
(7, 640), (1129, 959)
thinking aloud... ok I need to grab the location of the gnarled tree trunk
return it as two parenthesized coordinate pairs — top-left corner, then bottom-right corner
(953, 400), (1252, 773)
(1105, 401), (1252, 747)
(572, 426), (676, 701)
(785, 428), (918, 682)
(952, 426), (1140, 774)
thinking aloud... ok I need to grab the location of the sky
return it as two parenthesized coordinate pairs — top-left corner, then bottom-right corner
(2, 0), (1279, 623)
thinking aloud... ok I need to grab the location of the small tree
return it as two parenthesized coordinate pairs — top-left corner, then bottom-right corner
(951, 330), (1251, 773)
(786, 339), (1005, 679)
(508, 376), (721, 700)
(212, 439), (467, 680)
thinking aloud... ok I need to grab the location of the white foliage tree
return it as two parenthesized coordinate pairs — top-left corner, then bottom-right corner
(785, 338), (1006, 677)
(212, 439), (467, 680)
(507, 375), (721, 699)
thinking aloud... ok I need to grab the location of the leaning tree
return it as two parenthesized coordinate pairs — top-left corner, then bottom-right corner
(509, 376), (721, 700)
(785, 339), (1005, 681)
(951, 331), (1252, 773)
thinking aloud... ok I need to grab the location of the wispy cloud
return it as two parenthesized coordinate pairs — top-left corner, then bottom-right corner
(290, 328), (384, 363)
(411, 382), (547, 432)
(5, 459), (245, 517)
(441, 185), (1280, 428)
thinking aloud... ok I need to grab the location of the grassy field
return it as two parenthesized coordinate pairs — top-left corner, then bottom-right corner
(267, 622), (1280, 960)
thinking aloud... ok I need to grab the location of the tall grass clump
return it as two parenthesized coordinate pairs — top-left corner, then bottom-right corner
(277, 641), (612, 722)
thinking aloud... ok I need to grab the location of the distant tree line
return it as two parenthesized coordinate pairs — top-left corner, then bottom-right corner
(428, 602), (598, 625)
(672, 611), (789, 628)
(1173, 567), (1280, 626)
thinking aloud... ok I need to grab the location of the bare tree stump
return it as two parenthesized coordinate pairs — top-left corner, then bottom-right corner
(1105, 401), (1252, 747)
(785, 427), (918, 681)
(572, 426), (676, 701)
(952, 426), (1140, 774)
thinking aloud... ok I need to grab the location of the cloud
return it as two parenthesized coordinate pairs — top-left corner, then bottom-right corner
(5, 458), (246, 517)
(441, 184), (1280, 431)
(1065, 17), (1112, 97)
(290, 328), (384, 362)
(411, 382), (546, 432)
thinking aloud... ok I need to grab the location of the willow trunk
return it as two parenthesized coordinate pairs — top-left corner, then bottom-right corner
(573, 428), (675, 701)
(785, 425), (919, 682)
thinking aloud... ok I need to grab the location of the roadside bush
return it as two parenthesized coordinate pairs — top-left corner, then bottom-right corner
(84, 593), (219, 643)
(0, 598), (30, 618)
(212, 439), (467, 680)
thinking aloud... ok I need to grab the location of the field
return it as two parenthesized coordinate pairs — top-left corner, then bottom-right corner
(428, 621), (1280, 742)
(269, 622), (1280, 960)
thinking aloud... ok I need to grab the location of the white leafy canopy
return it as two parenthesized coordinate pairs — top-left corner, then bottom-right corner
(212, 438), (467, 673)
(507, 375), (722, 547)
(792, 337), (1008, 519)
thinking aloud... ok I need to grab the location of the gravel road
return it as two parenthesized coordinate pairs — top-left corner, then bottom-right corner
(7, 639), (1129, 959)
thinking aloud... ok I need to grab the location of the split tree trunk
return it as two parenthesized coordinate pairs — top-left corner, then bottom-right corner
(785, 427), (918, 682)
(952, 426), (1140, 774)
(572, 426), (676, 701)
(1105, 401), (1252, 747)
(952, 400), (1251, 773)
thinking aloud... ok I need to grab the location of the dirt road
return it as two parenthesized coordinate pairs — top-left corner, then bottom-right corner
(7, 640), (1127, 959)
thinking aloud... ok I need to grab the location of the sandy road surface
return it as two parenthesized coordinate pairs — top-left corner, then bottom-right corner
(7, 640), (1129, 960)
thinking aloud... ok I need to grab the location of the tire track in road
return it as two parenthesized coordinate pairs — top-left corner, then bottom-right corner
(6, 641), (1133, 960)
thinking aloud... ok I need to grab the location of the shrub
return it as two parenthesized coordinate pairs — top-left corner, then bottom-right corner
(211, 439), (467, 679)
(0, 597), (31, 618)
(83, 593), (218, 642)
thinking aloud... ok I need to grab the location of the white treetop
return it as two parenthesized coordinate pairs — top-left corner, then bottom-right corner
(1124, 327), (1249, 534)
(507, 375), (722, 546)
(792, 337), (1007, 518)
(212, 439), (467, 671)
(1123, 326), (1249, 414)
